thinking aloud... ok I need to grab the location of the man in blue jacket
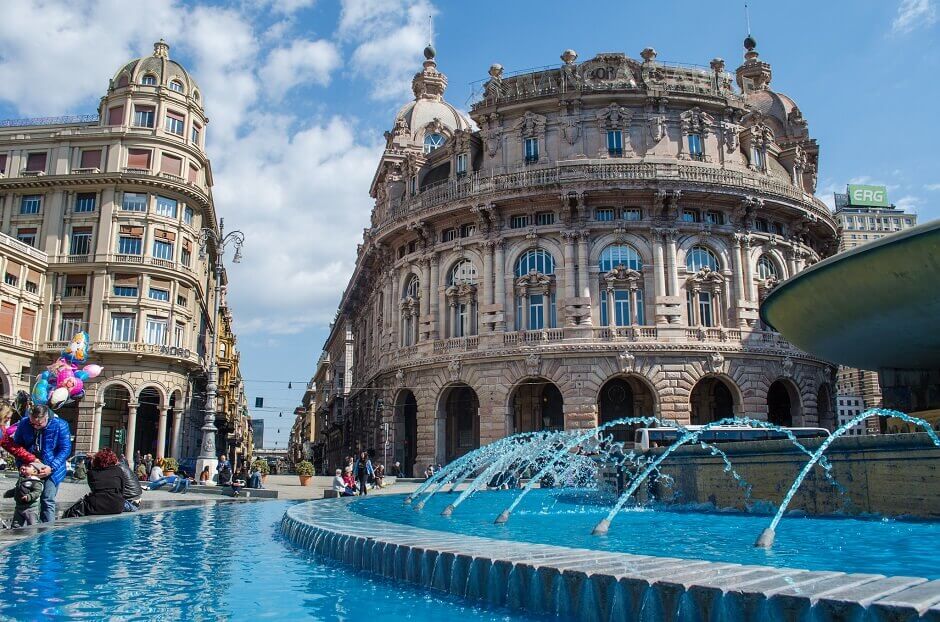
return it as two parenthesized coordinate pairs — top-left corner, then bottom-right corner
(13, 405), (72, 523)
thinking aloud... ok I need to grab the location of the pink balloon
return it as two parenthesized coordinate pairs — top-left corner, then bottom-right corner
(82, 364), (103, 379)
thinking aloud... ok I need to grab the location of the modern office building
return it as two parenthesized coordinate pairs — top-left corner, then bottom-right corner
(0, 40), (247, 462)
(313, 36), (840, 475)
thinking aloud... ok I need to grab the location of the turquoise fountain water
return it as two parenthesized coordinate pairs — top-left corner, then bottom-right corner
(754, 407), (940, 547)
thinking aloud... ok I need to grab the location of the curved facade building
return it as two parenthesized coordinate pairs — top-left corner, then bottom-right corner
(0, 41), (242, 462)
(324, 40), (839, 476)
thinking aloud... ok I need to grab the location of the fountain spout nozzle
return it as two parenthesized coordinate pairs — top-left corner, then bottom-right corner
(441, 505), (454, 517)
(494, 510), (510, 524)
(414, 500), (425, 511)
(592, 519), (611, 536)
(403, 496), (413, 505)
(755, 527), (776, 548)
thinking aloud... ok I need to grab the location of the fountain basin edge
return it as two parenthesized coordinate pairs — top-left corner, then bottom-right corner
(279, 497), (940, 621)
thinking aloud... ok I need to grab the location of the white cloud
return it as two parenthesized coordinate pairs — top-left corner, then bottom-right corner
(924, 183), (940, 191)
(894, 195), (922, 212)
(339, 0), (436, 100)
(892, 0), (937, 34)
(261, 39), (341, 99)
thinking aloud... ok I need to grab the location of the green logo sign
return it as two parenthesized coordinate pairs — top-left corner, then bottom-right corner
(847, 184), (889, 207)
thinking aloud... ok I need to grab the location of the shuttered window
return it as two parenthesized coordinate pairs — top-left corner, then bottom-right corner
(80, 149), (102, 170)
(0, 302), (15, 335)
(160, 153), (182, 176)
(19, 308), (36, 341)
(26, 152), (47, 172)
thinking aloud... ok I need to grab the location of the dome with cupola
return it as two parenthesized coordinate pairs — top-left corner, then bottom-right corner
(391, 46), (471, 147)
(109, 39), (202, 102)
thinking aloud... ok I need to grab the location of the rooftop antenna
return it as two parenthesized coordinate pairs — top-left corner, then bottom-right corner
(428, 14), (433, 47)
(745, 2), (752, 35)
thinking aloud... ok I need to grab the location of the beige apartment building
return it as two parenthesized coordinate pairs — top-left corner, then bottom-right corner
(313, 37), (841, 476)
(0, 40), (247, 462)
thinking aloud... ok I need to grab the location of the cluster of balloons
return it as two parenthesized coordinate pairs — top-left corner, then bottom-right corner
(32, 332), (103, 410)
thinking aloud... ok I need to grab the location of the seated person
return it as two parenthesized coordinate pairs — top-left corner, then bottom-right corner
(332, 469), (354, 497)
(147, 473), (190, 493)
(64, 449), (132, 518)
(341, 467), (357, 495)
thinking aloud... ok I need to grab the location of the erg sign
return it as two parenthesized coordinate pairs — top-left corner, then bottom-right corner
(847, 184), (889, 208)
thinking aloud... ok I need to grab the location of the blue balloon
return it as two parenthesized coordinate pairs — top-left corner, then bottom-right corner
(74, 370), (90, 381)
(39, 370), (51, 381)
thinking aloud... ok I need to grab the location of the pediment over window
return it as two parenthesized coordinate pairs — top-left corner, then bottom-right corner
(686, 266), (724, 289)
(603, 266), (643, 286)
(515, 270), (553, 291)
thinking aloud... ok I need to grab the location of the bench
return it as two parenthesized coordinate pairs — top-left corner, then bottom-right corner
(322, 489), (340, 499)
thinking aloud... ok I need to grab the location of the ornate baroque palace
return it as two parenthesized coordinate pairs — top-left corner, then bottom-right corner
(318, 37), (838, 476)
(0, 41), (250, 464)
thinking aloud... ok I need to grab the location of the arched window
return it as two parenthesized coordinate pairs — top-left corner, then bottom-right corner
(599, 244), (645, 327)
(447, 260), (478, 338)
(686, 246), (719, 272)
(599, 244), (642, 272)
(141, 74), (157, 86)
(757, 255), (778, 280)
(193, 90), (200, 102)
(400, 274), (420, 347)
(169, 80), (184, 93)
(514, 249), (556, 331)
(424, 133), (445, 154)
(515, 249), (555, 277)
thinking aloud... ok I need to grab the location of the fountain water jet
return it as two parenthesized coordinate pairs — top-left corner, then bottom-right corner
(754, 407), (940, 548)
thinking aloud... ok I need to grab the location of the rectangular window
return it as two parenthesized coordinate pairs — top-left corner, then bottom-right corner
(536, 212), (555, 226)
(523, 137), (539, 163)
(59, 314), (84, 341)
(20, 195), (41, 214)
(751, 147), (765, 170)
(622, 208), (641, 221)
(133, 106), (155, 128)
(460, 223), (476, 238)
(0, 302), (14, 335)
(16, 228), (37, 247)
(118, 236), (142, 255)
(529, 294), (545, 330)
(442, 228), (458, 242)
(75, 193), (97, 213)
(155, 196), (178, 218)
(456, 153), (468, 175)
(614, 290), (631, 326)
(595, 208), (615, 222)
(191, 124), (201, 145)
(410, 176), (417, 195)
(682, 210), (699, 223)
(25, 152), (47, 172)
(688, 133), (703, 159)
(705, 211), (724, 225)
(113, 285), (138, 297)
(111, 314), (135, 342)
(183, 206), (194, 225)
(509, 214), (530, 229)
(607, 130), (623, 156)
(153, 239), (174, 260)
(698, 292), (713, 327)
(64, 274), (86, 297)
(148, 287), (170, 302)
(4, 271), (17, 286)
(122, 192), (147, 212)
(165, 111), (184, 136)
(19, 308), (35, 341)
(456, 303), (469, 338)
(24, 280), (37, 294)
(144, 317), (166, 346)
(160, 154), (182, 177)
(177, 293), (188, 307)
(79, 149), (102, 170)
(181, 247), (192, 266)
(107, 105), (124, 126)
(0, 154), (6, 174)
(755, 218), (769, 232)
(70, 227), (93, 255)
(127, 148), (151, 170)
(174, 323), (185, 348)
(770, 222), (783, 235)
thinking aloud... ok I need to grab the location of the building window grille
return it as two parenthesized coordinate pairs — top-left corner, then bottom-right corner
(149, 288), (170, 301)
(110, 314), (135, 342)
(607, 130), (623, 157)
(755, 218), (769, 232)
(523, 137), (539, 163)
(63, 275), (86, 297)
(682, 210), (699, 223)
(60, 314), (83, 341)
(705, 211), (723, 225)
(510, 214), (530, 229)
(122, 193), (147, 212)
(460, 223), (476, 238)
(177, 294), (187, 307)
(145, 317), (167, 345)
(134, 107), (155, 128)
(622, 208), (641, 221)
(113, 285), (138, 297)
(70, 229), (92, 255)
(152, 240), (174, 260)
(595, 208), (615, 222)
(24, 281), (37, 294)
(74, 193), (97, 213)
(20, 195), (41, 215)
(155, 196), (178, 218)
(536, 212), (555, 226)
(118, 236), (142, 255)
(4, 272), (17, 287)
(442, 228), (458, 242)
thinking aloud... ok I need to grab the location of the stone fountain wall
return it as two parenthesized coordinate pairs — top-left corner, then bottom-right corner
(629, 433), (940, 518)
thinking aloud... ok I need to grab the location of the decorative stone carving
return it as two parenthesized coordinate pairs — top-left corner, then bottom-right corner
(561, 115), (580, 145)
(448, 358), (461, 381)
(484, 64), (503, 99)
(524, 353), (541, 377)
(481, 114), (502, 157)
(579, 53), (637, 89)
(395, 369), (405, 387)
(704, 350), (725, 374)
(781, 355), (794, 378)
(619, 349), (636, 373)
(516, 110), (547, 138)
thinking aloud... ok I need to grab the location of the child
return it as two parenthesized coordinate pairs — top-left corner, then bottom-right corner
(4, 463), (44, 527)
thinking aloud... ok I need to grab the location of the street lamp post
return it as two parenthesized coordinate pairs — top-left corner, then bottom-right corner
(195, 218), (244, 485)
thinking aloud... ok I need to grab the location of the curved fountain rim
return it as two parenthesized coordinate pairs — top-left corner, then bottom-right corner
(281, 496), (940, 619)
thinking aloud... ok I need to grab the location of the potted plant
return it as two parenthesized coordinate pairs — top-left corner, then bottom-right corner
(251, 458), (270, 483)
(295, 460), (314, 486)
(163, 457), (179, 476)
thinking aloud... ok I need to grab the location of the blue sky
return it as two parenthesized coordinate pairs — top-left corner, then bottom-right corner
(0, 0), (937, 449)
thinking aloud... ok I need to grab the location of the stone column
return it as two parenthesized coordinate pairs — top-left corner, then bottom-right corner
(652, 233), (666, 297)
(731, 234), (746, 303)
(606, 287), (616, 328)
(714, 289), (723, 327)
(519, 292), (529, 331)
(630, 288), (639, 325)
(562, 231), (577, 299)
(743, 237), (757, 301)
(665, 232), (678, 297)
(125, 401), (138, 464)
(494, 239), (506, 330)
(482, 241), (493, 306)
(90, 399), (104, 453)
(156, 406), (169, 459)
(577, 230), (591, 298)
(429, 254), (440, 340)
(170, 408), (183, 458)
(419, 259), (431, 340)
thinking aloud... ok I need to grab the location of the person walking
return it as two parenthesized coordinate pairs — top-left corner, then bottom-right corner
(11, 405), (71, 523)
(353, 451), (373, 496)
